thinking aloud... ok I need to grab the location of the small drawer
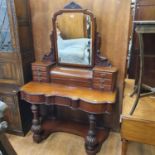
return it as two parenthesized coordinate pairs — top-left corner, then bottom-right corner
(32, 70), (48, 77)
(32, 61), (54, 72)
(32, 66), (48, 72)
(93, 83), (112, 91)
(93, 78), (112, 85)
(33, 76), (49, 82)
(93, 71), (113, 79)
(32, 70), (50, 82)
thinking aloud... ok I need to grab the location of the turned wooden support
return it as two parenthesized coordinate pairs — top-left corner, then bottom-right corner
(31, 104), (42, 143)
(121, 139), (128, 155)
(85, 114), (98, 154)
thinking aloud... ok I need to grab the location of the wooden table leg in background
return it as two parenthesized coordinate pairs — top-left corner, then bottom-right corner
(121, 139), (128, 155)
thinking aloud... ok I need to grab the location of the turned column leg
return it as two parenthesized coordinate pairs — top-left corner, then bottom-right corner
(31, 104), (42, 143)
(85, 114), (98, 155)
(121, 139), (128, 155)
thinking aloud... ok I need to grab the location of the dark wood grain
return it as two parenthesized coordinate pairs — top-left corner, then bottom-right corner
(50, 66), (92, 87)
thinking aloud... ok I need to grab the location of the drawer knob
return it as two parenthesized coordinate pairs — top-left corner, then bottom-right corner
(101, 73), (106, 77)
(37, 70), (41, 76)
(99, 85), (104, 89)
(12, 90), (17, 93)
(100, 79), (105, 83)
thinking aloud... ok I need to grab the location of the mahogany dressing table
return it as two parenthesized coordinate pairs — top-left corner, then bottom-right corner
(20, 2), (118, 155)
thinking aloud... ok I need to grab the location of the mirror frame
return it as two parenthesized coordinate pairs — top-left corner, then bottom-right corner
(52, 2), (96, 68)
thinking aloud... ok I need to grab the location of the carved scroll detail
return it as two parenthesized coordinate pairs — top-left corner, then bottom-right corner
(42, 32), (55, 63)
(95, 32), (111, 67)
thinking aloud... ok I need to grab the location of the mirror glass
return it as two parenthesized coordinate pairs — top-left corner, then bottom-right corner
(0, 0), (13, 52)
(56, 12), (92, 66)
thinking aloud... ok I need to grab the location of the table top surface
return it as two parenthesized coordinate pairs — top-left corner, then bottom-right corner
(20, 81), (116, 104)
(122, 79), (155, 122)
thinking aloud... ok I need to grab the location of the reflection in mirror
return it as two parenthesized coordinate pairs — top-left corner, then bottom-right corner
(56, 13), (92, 65)
(0, 0), (13, 52)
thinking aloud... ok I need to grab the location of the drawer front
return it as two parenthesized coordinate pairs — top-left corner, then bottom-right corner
(93, 83), (112, 91)
(51, 78), (91, 87)
(93, 78), (112, 85)
(32, 66), (48, 72)
(93, 69), (116, 91)
(32, 63), (52, 83)
(32, 69), (49, 82)
(93, 71), (113, 79)
(33, 76), (49, 82)
(32, 70), (48, 77)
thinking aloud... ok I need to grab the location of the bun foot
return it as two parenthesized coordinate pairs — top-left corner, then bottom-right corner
(33, 134), (42, 143)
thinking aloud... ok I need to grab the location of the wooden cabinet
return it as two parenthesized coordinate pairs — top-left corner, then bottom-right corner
(0, 0), (34, 135)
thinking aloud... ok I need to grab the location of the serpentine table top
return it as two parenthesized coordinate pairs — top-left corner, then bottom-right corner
(20, 81), (117, 114)
(21, 82), (116, 103)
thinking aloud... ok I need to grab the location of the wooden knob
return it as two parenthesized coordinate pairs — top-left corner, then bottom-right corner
(100, 79), (105, 83)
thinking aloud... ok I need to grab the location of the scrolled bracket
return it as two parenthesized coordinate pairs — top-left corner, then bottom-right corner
(42, 31), (55, 63)
(95, 32), (111, 67)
